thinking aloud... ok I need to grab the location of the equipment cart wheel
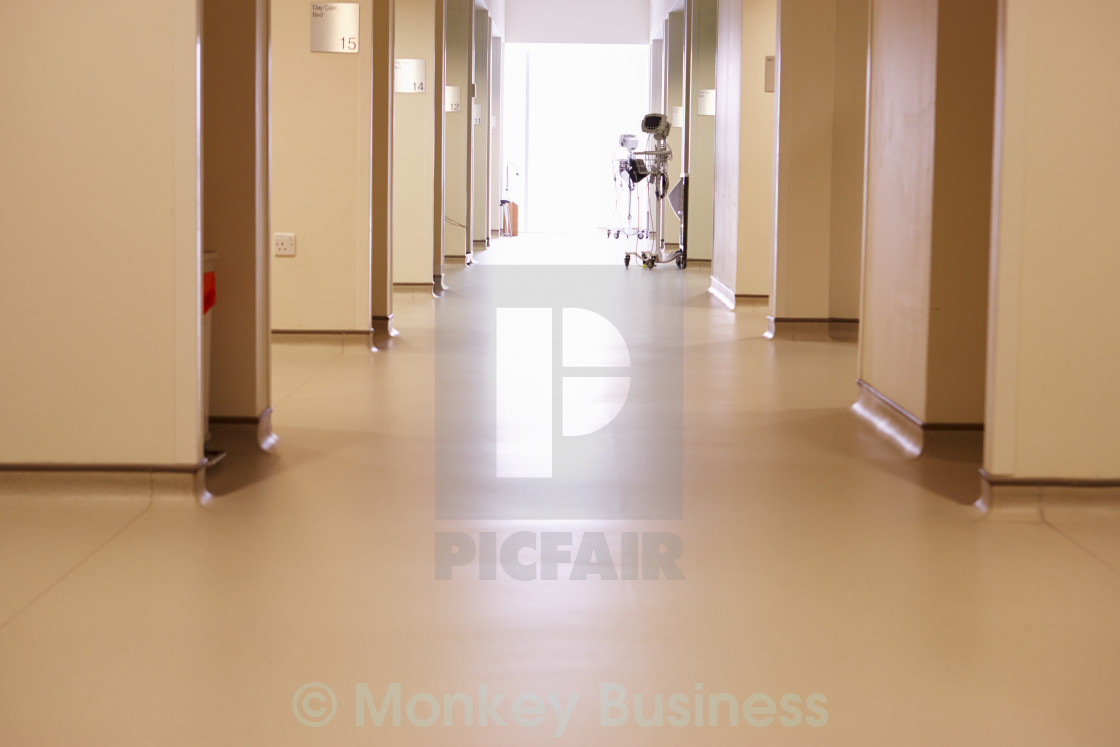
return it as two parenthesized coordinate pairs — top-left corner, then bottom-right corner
(614, 231), (620, 239)
(624, 255), (630, 268)
(644, 257), (656, 270)
(676, 255), (687, 269)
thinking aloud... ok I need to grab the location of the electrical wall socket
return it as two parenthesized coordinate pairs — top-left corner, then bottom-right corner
(274, 232), (296, 257)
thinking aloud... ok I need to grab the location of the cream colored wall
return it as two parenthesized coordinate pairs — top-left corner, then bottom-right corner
(0, 0), (201, 465)
(665, 12), (686, 246)
(687, 0), (717, 262)
(986, 0), (1120, 479)
(926, 0), (995, 423)
(204, 0), (272, 419)
(650, 39), (665, 112)
(446, 0), (473, 257)
(433, 2), (446, 280)
(859, 0), (937, 420)
(472, 10), (491, 243)
(490, 37), (504, 232)
(370, 0), (395, 319)
(271, 0), (373, 328)
(772, 0), (836, 318)
(770, 0), (865, 316)
(393, 0), (438, 283)
(827, 0), (868, 319)
(860, 0), (993, 425)
(711, 0), (743, 293)
(733, 0), (777, 298)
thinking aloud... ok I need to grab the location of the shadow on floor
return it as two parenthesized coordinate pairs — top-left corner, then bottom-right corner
(770, 409), (985, 507)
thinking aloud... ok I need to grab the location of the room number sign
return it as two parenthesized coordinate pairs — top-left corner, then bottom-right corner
(446, 86), (462, 112)
(310, 3), (359, 54)
(395, 59), (427, 93)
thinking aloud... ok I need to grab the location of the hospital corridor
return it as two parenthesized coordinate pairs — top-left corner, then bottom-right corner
(2, 0), (1120, 744)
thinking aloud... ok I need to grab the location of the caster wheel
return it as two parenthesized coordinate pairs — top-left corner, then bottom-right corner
(644, 258), (656, 270)
(676, 256), (686, 269)
(638, 231), (645, 240)
(624, 255), (631, 268)
(606, 229), (611, 238)
(614, 231), (620, 239)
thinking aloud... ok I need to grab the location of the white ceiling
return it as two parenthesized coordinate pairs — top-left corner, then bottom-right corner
(504, 0), (652, 44)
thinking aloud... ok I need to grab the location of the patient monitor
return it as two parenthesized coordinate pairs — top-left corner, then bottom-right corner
(641, 113), (671, 141)
(609, 114), (685, 269)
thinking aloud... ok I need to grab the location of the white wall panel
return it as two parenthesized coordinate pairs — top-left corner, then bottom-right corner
(506, 0), (650, 44)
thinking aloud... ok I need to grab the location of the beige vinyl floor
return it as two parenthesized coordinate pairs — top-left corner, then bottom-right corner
(2, 235), (1120, 745)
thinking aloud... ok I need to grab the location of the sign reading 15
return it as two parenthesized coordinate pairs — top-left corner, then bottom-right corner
(340, 36), (357, 51)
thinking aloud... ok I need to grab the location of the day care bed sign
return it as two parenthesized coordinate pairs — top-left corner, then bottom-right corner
(698, 90), (716, 116)
(310, 3), (359, 54)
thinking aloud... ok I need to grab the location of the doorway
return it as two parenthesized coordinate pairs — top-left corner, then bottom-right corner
(502, 43), (651, 238)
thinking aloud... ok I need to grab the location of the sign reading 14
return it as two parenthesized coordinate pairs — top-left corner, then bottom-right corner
(394, 59), (427, 94)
